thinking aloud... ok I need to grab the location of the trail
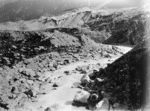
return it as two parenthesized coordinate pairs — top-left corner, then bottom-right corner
(25, 46), (132, 111)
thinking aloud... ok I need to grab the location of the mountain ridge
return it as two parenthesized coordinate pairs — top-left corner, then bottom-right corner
(0, 7), (149, 46)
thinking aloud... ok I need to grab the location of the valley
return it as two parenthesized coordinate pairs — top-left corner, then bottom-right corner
(0, 4), (149, 111)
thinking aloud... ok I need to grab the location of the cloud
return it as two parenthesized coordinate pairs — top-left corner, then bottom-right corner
(93, 0), (145, 9)
(93, 0), (113, 9)
(0, 0), (146, 9)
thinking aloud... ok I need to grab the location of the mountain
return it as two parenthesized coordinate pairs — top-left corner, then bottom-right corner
(0, 0), (146, 23)
(0, 7), (149, 46)
(0, 0), (18, 7)
(0, 4), (150, 110)
(0, 0), (92, 22)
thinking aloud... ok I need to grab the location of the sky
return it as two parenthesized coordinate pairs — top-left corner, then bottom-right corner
(85, 0), (148, 8)
(0, 0), (149, 9)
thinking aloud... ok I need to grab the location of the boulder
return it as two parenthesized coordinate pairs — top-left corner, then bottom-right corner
(44, 107), (51, 111)
(76, 65), (88, 74)
(19, 68), (36, 78)
(24, 89), (35, 97)
(73, 90), (90, 106)
(64, 70), (71, 75)
(63, 59), (70, 65)
(44, 104), (61, 111)
(80, 74), (91, 85)
(53, 83), (60, 87)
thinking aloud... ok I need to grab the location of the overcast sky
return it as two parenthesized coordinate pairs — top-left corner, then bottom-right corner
(0, 0), (149, 9)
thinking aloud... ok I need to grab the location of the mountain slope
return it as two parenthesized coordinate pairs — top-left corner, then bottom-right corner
(0, 27), (121, 67)
(0, 0), (90, 22)
(0, 5), (149, 111)
(84, 38), (150, 110)
(0, 7), (149, 46)
(0, 26), (125, 111)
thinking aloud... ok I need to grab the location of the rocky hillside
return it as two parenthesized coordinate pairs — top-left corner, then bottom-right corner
(0, 6), (149, 111)
(0, 26), (124, 111)
(0, 27), (98, 66)
(0, 8), (149, 45)
(85, 8), (149, 45)
(81, 38), (150, 110)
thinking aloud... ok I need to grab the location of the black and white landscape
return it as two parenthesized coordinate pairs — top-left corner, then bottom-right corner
(0, 0), (150, 111)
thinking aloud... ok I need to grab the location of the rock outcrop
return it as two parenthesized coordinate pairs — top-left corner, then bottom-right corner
(84, 38), (150, 110)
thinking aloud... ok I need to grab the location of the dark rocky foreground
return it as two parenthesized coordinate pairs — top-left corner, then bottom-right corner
(79, 38), (150, 110)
